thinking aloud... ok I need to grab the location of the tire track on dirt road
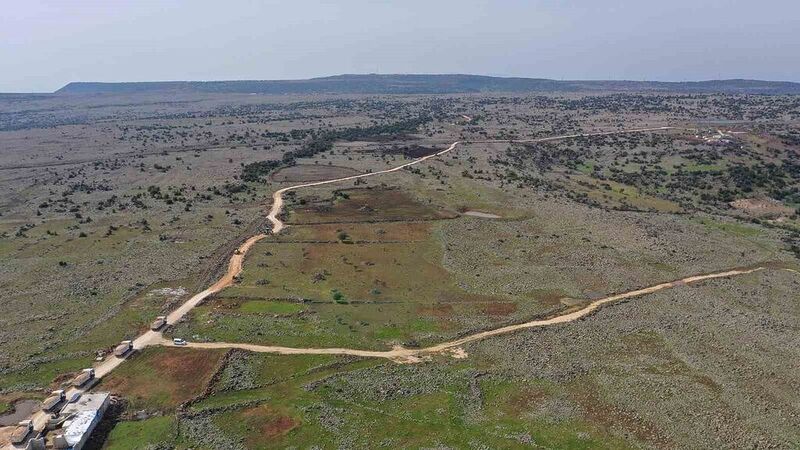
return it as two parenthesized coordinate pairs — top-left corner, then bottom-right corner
(12, 125), (795, 448)
(266, 126), (674, 232)
(162, 266), (769, 362)
(267, 140), (461, 233)
(70, 127), (682, 374)
(7, 126), (686, 442)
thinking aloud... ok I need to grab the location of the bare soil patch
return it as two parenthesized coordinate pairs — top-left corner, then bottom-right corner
(730, 197), (794, 217)
(532, 290), (571, 307)
(0, 427), (14, 446)
(272, 221), (433, 243)
(483, 302), (518, 316)
(506, 387), (548, 411)
(462, 210), (502, 219)
(571, 385), (670, 447)
(240, 405), (299, 443)
(417, 304), (455, 318)
(100, 348), (225, 410)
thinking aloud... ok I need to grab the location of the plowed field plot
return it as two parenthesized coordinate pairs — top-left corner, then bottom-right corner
(100, 347), (226, 411)
(285, 187), (458, 224)
(271, 221), (433, 243)
(173, 233), (516, 350)
(270, 164), (362, 182)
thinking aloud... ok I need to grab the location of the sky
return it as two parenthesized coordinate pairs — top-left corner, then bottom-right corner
(2, 0), (799, 92)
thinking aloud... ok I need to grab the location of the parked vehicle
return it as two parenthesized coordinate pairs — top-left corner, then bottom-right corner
(113, 340), (133, 358)
(71, 368), (95, 388)
(42, 390), (66, 412)
(150, 316), (167, 331)
(172, 338), (187, 346)
(10, 420), (33, 445)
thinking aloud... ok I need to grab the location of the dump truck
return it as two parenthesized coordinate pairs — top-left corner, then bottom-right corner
(42, 390), (66, 412)
(113, 340), (133, 358)
(71, 368), (95, 388)
(10, 419), (33, 445)
(150, 316), (167, 331)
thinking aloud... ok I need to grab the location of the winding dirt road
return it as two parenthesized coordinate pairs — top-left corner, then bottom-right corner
(7, 124), (794, 447)
(10, 125), (800, 450)
(21, 126), (700, 391)
(167, 267), (767, 362)
(267, 141), (460, 233)
(79, 126), (681, 382)
(75, 126), (710, 372)
(93, 233), (269, 378)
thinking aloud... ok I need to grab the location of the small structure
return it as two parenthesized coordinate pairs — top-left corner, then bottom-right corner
(150, 316), (167, 331)
(41, 391), (66, 413)
(9, 420), (33, 445)
(71, 369), (95, 388)
(113, 340), (133, 358)
(53, 393), (110, 450)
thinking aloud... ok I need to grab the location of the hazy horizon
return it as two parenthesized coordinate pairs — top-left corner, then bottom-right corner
(3, 0), (800, 93)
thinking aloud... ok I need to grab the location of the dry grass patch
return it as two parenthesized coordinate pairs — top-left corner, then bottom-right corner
(286, 187), (458, 224)
(271, 164), (362, 182)
(569, 382), (671, 448)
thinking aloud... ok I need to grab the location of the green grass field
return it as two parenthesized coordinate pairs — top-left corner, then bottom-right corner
(173, 219), (513, 350)
(696, 217), (763, 237)
(103, 416), (176, 450)
(190, 354), (631, 449)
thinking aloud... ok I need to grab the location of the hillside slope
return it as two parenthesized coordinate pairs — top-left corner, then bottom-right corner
(55, 74), (800, 95)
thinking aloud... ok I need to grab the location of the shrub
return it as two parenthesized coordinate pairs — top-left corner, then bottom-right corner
(331, 289), (347, 304)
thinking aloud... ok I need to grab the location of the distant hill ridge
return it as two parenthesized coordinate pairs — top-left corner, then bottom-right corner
(55, 74), (800, 95)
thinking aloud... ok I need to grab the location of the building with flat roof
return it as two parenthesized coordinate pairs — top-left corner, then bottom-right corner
(50, 393), (110, 450)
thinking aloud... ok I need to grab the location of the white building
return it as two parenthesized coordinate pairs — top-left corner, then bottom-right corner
(51, 393), (110, 450)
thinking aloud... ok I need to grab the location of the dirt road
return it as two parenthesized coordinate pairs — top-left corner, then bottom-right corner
(71, 126), (683, 376)
(265, 126), (674, 232)
(462, 211), (502, 219)
(2, 126), (679, 440)
(73, 126), (678, 383)
(463, 126), (673, 145)
(91, 233), (269, 377)
(3, 125), (786, 448)
(267, 141), (460, 233)
(168, 266), (766, 362)
(514, 126), (673, 143)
